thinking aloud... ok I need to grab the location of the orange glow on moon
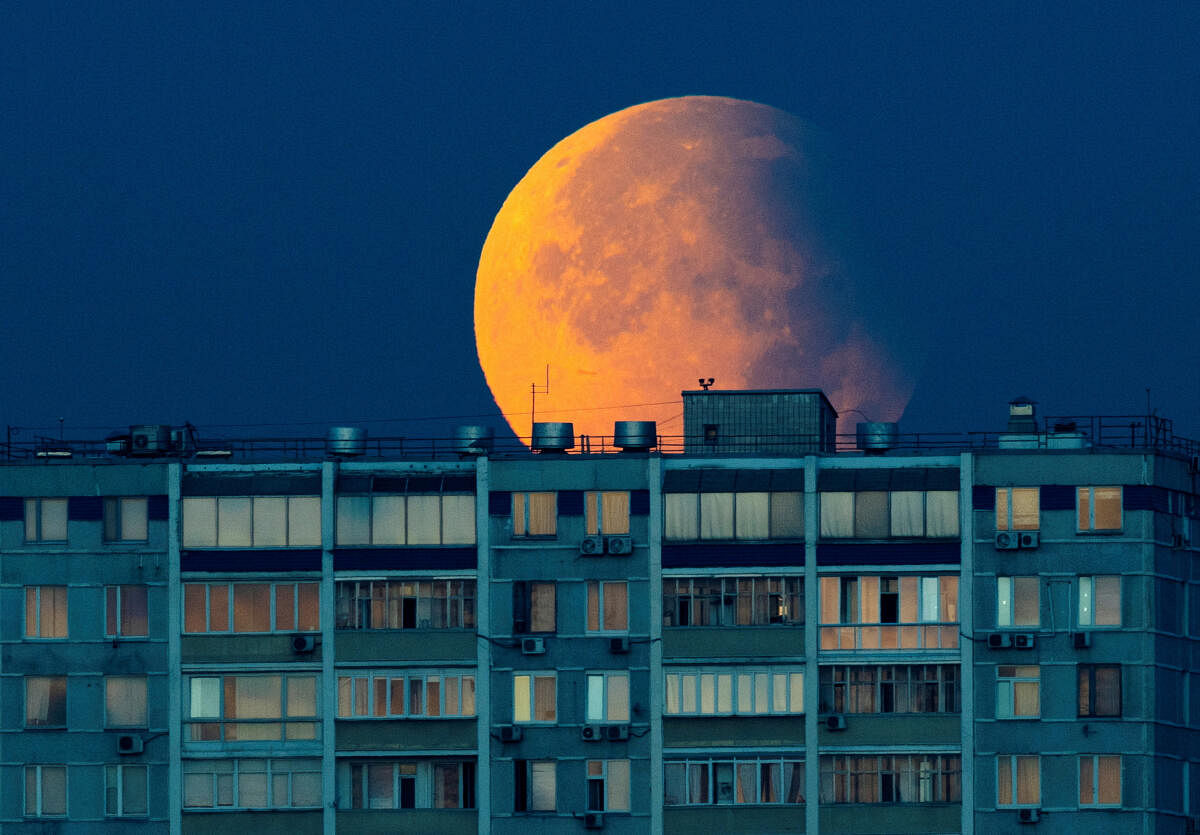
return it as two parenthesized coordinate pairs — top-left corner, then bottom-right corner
(475, 96), (913, 441)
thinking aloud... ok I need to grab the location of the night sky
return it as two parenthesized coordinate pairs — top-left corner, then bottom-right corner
(3, 4), (1198, 445)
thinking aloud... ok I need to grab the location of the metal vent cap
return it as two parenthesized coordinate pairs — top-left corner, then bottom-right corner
(326, 426), (367, 456)
(531, 422), (574, 452)
(613, 420), (657, 451)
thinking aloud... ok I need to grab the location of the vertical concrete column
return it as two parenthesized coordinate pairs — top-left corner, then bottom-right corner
(475, 456), (492, 832)
(168, 462), (182, 834)
(321, 461), (336, 835)
(959, 452), (975, 835)
(804, 455), (820, 835)
(648, 455), (664, 833)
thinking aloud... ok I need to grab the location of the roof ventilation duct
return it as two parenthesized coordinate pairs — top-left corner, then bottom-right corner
(326, 426), (367, 457)
(531, 422), (574, 453)
(454, 425), (494, 456)
(856, 422), (898, 454)
(613, 421), (657, 452)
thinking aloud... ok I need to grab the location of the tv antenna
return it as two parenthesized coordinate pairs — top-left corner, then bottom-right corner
(530, 365), (550, 437)
(698, 377), (715, 391)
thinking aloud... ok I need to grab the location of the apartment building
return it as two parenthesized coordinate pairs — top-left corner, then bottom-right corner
(0, 392), (1196, 833)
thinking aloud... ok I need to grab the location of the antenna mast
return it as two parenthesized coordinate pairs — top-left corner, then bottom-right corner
(530, 365), (550, 438)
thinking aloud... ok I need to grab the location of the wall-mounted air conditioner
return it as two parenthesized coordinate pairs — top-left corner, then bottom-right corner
(826, 714), (847, 731)
(988, 633), (1013, 649)
(605, 535), (633, 555)
(995, 531), (1019, 550)
(1017, 807), (1040, 823)
(584, 812), (605, 829)
(1073, 632), (1092, 649)
(498, 725), (523, 742)
(581, 724), (604, 741)
(1018, 531), (1040, 549)
(604, 724), (630, 741)
(580, 536), (604, 556)
(1013, 633), (1036, 649)
(118, 735), (144, 755)
(609, 637), (630, 654)
(521, 637), (545, 655)
(291, 635), (316, 653)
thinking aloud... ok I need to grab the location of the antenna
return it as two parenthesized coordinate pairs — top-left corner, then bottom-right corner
(530, 365), (550, 438)
(698, 377), (714, 391)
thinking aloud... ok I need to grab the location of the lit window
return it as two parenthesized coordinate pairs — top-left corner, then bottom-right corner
(996, 755), (1040, 807)
(666, 757), (808, 805)
(1078, 487), (1122, 532)
(818, 575), (959, 650)
(587, 760), (630, 812)
(25, 765), (67, 817)
(818, 755), (960, 804)
(339, 759), (475, 809)
(667, 667), (804, 716)
(997, 577), (1039, 627)
(1079, 755), (1121, 807)
(513, 492), (556, 536)
(996, 488), (1039, 531)
(665, 491), (806, 540)
(996, 666), (1040, 719)
(182, 496), (321, 547)
(821, 491), (958, 539)
(106, 585), (148, 638)
(586, 672), (630, 722)
(106, 677), (148, 727)
(586, 491), (630, 535)
(513, 673), (556, 723)
(24, 586), (67, 638)
(514, 760), (556, 812)
(587, 581), (628, 633)
(24, 498), (68, 542)
(105, 765), (148, 817)
(1078, 665), (1121, 717)
(819, 664), (959, 714)
(1078, 576), (1121, 627)
(820, 492), (854, 538)
(334, 579), (474, 630)
(104, 497), (149, 542)
(184, 674), (319, 742)
(336, 671), (475, 718)
(183, 758), (321, 809)
(513, 581), (556, 634)
(665, 576), (804, 627)
(26, 676), (67, 727)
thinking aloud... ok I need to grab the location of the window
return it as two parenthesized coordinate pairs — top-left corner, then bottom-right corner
(337, 671), (475, 718)
(586, 672), (630, 722)
(339, 759), (475, 809)
(1078, 486), (1122, 532)
(514, 760), (556, 812)
(663, 576), (804, 627)
(819, 665), (959, 714)
(665, 757), (806, 805)
(106, 677), (148, 727)
(105, 765), (148, 817)
(1078, 665), (1121, 717)
(185, 674), (319, 742)
(996, 755), (1040, 806)
(1079, 755), (1121, 806)
(182, 496), (321, 547)
(24, 498), (67, 542)
(104, 497), (148, 542)
(997, 576), (1039, 627)
(183, 758), (321, 809)
(996, 487), (1039, 531)
(25, 765), (67, 817)
(106, 585), (148, 638)
(996, 666), (1039, 719)
(513, 674), (556, 723)
(586, 491), (630, 535)
(513, 581), (555, 633)
(513, 492), (556, 536)
(668, 667), (804, 716)
(665, 491), (805, 540)
(587, 581), (628, 633)
(818, 575), (958, 650)
(820, 491), (959, 539)
(26, 676), (67, 727)
(335, 579), (475, 630)
(587, 760), (630, 812)
(185, 582), (319, 633)
(336, 493), (475, 545)
(24, 586), (67, 638)
(819, 755), (960, 803)
(1078, 576), (1121, 627)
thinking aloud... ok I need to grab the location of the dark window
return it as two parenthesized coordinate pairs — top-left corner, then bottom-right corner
(1078, 665), (1121, 717)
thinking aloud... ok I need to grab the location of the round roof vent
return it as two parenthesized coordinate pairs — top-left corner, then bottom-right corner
(856, 421), (898, 454)
(613, 420), (657, 451)
(454, 425), (494, 456)
(531, 422), (574, 452)
(326, 426), (367, 456)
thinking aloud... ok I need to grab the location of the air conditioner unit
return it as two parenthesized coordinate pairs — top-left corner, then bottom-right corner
(521, 637), (546, 655)
(1018, 531), (1040, 549)
(995, 531), (1020, 550)
(584, 812), (605, 829)
(604, 724), (630, 741)
(609, 636), (630, 654)
(498, 725), (523, 743)
(605, 535), (633, 555)
(826, 714), (848, 731)
(1073, 632), (1092, 649)
(118, 735), (144, 755)
(1013, 633), (1036, 649)
(1017, 807), (1040, 823)
(988, 633), (1013, 649)
(581, 724), (604, 741)
(291, 634), (317, 653)
(580, 536), (605, 556)
(129, 424), (171, 456)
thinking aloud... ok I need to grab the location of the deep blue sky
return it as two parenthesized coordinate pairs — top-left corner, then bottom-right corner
(3, 4), (1197, 444)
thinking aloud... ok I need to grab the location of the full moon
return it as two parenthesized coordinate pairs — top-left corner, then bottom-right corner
(475, 96), (912, 441)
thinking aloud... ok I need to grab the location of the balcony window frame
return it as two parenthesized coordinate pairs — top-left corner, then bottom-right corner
(663, 576), (804, 628)
(181, 495), (322, 548)
(819, 664), (959, 714)
(184, 581), (320, 634)
(184, 673), (320, 744)
(665, 756), (807, 806)
(183, 757), (322, 809)
(667, 666), (804, 716)
(818, 754), (961, 804)
(334, 579), (475, 631)
(336, 670), (476, 719)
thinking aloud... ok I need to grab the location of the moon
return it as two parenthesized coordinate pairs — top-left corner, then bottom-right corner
(475, 96), (913, 442)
